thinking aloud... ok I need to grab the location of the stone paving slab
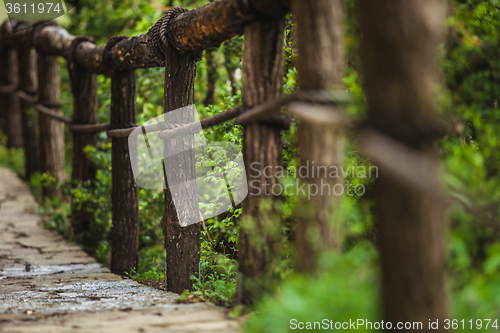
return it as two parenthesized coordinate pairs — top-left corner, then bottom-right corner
(0, 168), (240, 333)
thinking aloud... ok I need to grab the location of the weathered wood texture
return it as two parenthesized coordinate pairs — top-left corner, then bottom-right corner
(37, 52), (65, 197)
(109, 70), (139, 275)
(70, 64), (99, 251)
(237, 18), (285, 305)
(161, 46), (200, 294)
(30, 0), (290, 73)
(167, 0), (285, 54)
(0, 23), (23, 149)
(292, 0), (345, 272)
(358, 0), (448, 330)
(15, 23), (40, 179)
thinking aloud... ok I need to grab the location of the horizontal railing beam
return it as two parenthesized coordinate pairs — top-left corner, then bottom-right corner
(6, 0), (290, 73)
(167, 0), (289, 54)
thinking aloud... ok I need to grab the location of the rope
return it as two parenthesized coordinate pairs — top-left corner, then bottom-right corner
(0, 20), (18, 37)
(33, 104), (72, 124)
(108, 123), (139, 130)
(103, 35), (129, 69)
(149, 7), (191, 60)
(12, 89), (327, 138)
(0, 84), (17, 93)
(258, 114), (292, 130)
(17, 90), (71, 124)
(20, 87), (37, 96)
(65, 36), (95, 95)
(39, 101), (63, 109)
(362, 116), (446, 147)
(65, 36), (95, 65)
(157, 122), (185, 130)
(69, 123), (110, 133)
(157, 106), (249, 140)
(235, 90), (340, 127)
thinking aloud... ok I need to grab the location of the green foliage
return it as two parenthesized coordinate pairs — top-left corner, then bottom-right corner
(70, 143), (168, 265)
(185, 253), (238, 307)
(126, 256), (165, 283)
(69, 143), (112, 263)
(64, 0), (164, 43)
(0, 132), (24, 177)
(38, 195), (73, 241)
(439, 1), (500, 319)
(28, 172), (73, 242)
(0, 145), (24, 177)
(245, 243), (380, 333)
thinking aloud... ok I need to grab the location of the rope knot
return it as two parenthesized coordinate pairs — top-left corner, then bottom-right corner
(65, 36), (95, 65)
(65, 36), (95, 95)
(149, 7), (199, 60)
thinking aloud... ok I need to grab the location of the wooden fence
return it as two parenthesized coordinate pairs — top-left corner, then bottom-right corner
(0, 0), (303, 297)
(0, 0), (448, 324)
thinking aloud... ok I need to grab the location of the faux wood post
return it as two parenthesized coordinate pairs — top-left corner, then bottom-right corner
(161, 41), (200, 294)
(69, 63), (99, 250)
(15, 24), (41, 180)
(358, 0), (448, 329)
(0, 23), (23, 149)
(292, 0), (345, 272)
(109, 69), (139, 275)
(37, 47), (65, 197)
(237, 18), (285, 305)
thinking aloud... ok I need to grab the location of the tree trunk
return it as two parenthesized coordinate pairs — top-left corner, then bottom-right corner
(70, 64), (98, 251)
(237, 18), (285, 305)
(161, 45), (200, 294)
(16, 33), (40, 180)
(358, 0), (448, 330)
(109, 70), (139, 275)
(203, 48), (217, 106)
(292, 0), (345, 272)
(37, 53), (65, 197)
(0, 28), (23, 149)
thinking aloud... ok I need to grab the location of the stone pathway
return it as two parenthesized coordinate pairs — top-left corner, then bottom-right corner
(0, 168), (240, 332)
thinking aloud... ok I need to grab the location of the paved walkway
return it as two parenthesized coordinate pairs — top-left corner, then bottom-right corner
(0, 168), (239, 333)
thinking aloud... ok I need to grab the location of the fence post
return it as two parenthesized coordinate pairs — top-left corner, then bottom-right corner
(161, 10), (201, 294)
(109, 66), (139, 275)
(237, 18), (285, 305)
(358, 0), (447, 327)
(0, 22), (23, 149)
(36, 26), (65, 197)
(15, 23), (40, 180)
(292, 0), (345, 272)
(68, 47), (99, 251)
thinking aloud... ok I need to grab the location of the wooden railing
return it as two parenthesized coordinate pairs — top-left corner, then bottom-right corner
(0, 0), (310, 300)
(0, 0), (449, 320)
